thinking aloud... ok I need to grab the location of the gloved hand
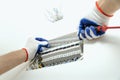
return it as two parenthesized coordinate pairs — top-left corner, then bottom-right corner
(78, 18), (105, 40)
(23, 37), (50, 61)
(78, 2), (112, 40)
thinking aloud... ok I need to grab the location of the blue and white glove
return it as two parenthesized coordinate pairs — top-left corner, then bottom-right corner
(78, 18), (105, 40)
(78, 2), (111, 40)
(24, 37), (50, 61)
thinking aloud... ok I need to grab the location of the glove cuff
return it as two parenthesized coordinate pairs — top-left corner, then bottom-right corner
(96, 1), (113, 17)
(22, 48), (29, 62)
(85, 1), (112, 25)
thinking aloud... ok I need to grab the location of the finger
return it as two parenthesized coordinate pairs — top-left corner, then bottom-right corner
(38, 41), (50, 48)
(98, 30), (105, 36)
(37, 45), (43, 52)
(80, 33), (86, 40)
(85, 27), (92, 40)
(36, 38), (50, 48)
(35, 37), (48, 42)
(37, 42), (50, 53)
(79, 30), (86, 40)
(79, 24), (84, 30)
(89, 26), (99, 38)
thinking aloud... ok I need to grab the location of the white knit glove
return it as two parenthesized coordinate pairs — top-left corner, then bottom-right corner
(45, 7), (63, 23)
(85, 3), (110, 26)
(78, 2), (112, 40)
(23, 37), (50, 61)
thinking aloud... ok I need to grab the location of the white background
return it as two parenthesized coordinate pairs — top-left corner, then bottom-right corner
(0, 0), (120, 80)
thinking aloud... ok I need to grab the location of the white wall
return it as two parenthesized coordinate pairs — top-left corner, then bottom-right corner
(0, 0), (120, 80)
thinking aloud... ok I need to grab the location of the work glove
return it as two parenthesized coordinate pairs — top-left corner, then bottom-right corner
(45, 8), (63, 23)
(44, 0), (63, 23)
(78, 2), (112, 40)
(23, 37), (50, 61)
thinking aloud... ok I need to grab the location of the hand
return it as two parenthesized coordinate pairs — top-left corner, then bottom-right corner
(78, 18), (105, 40)
(78, 1), (111, 40)
(24, 37), (50, 61)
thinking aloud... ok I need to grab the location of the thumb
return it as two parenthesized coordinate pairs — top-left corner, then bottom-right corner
(36, 41), (50, 53)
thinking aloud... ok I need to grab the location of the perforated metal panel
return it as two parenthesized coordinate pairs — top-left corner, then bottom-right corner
(27, 32), (83, 70)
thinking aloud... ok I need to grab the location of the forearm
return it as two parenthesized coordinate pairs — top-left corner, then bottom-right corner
(0, 49), (26, 74)
(98, 0), (120, 15)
